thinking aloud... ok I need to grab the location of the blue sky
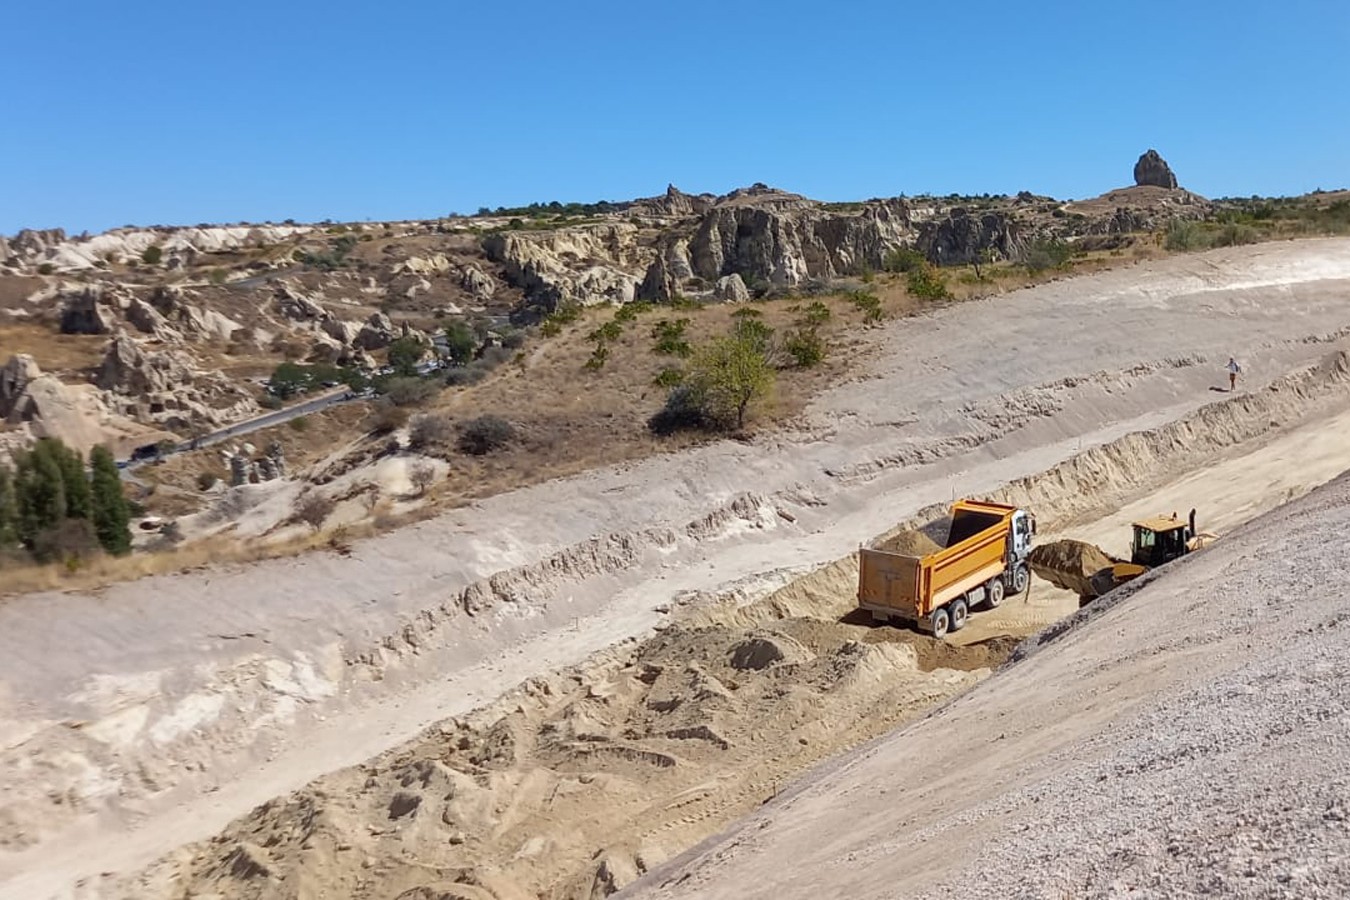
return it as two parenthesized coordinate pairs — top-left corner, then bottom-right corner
(3, 0), (1347, 234)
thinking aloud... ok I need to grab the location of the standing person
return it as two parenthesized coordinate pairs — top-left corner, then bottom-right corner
(1227, 356), (1242, 391)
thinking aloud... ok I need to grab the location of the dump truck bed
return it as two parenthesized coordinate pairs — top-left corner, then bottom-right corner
(858, 500), (1018, 624)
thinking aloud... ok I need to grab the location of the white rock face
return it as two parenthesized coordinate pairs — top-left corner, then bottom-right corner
(18, 224), (315, 273)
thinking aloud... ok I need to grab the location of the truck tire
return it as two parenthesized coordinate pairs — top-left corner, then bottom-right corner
(930, 606), (951, 639)
(984, 578), (1005, 609)
(1011, 565), (1030, 595)
(949, 598), (969, 632)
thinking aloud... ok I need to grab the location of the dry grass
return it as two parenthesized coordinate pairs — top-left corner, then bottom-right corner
(0, 527), (363, 597)
(0, 322), (107, 374)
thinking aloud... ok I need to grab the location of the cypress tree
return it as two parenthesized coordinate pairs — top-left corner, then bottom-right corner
(50, 439), (92, 520)
(89, 445), (131, 556)
(15, 443), (66, 549)
(0, 462), (17, 552)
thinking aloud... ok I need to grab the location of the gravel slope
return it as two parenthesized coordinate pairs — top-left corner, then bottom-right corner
(624, 469), (1350, 900)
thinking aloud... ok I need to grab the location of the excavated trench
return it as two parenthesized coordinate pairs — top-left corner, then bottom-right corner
(120, 349), (1350, 900)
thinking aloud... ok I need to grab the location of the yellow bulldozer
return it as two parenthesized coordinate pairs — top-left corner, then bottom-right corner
(1030, 508), (1217, 607)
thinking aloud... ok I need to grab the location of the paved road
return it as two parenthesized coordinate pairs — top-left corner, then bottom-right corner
(179, 387), (352, 453)
(120, 387), (356, 475)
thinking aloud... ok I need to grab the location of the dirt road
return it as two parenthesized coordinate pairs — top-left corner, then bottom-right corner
(4, 238), (1350, 897)
(624, 471), (1350, 900)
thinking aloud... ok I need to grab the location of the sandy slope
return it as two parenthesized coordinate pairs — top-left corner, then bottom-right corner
(4, 239), (1350, 897)
(624, 470), (1350, 900)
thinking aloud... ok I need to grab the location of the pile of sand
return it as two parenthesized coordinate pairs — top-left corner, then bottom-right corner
(875, 529), (942, 556)
(1029, 539), (1117, 597)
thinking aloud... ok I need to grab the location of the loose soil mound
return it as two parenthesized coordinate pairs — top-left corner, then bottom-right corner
(135, 607), (1011, 900)
(876, 529), (942, 556)
(1029, 539), (1116, 596)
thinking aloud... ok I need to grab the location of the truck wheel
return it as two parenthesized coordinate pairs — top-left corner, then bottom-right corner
(985, 578), (1005, 609)
(1011, 565), (1030, 595)
(930, 607), (951, 639)
(949, 598), (969, 632)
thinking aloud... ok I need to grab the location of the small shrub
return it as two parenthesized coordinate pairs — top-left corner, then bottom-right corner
(784, 328), (826, 367)
(295, 493), (335, 532)
(651, 318), (692, 357)
(31, 518), (102, 565)
(550, 304), (582, 324)
(288, 415), (309, 432)
(477, 345), (513, 369)
(408, 461), (437, 496)
(208, 268), (227, 285)
(458, 415), (515, 456)
(799, 301), (831, 326)
(614, 301), (654, 323)
(368, 403), (410, 434)
(1214, 222), (1259, 247)
(381, 376), (441, 407)
(1164, 219), (1211, 252)
(588, 321), (623, 343)
(409, 413), (455, 449)
(647, 383), (711, 435)
(499, 329), (527, 350)
(584, 343), (610, 370)
(141, 245), (163, 265)
(444, 365), (487, 387)
(1022, 238), (1073, 273)
(847, 290), (885, 322)
(653, 367), (684, 387)
(37, 263), (55, 275)
(882, 246), (927, 273)
(260, 394), (283, 410)
(540, 319), (563, 337)
(196, 472), (220, 492)
(905, 265), (951, 302)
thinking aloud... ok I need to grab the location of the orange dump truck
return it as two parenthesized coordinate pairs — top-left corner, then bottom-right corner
(857, 499), (1036, 638)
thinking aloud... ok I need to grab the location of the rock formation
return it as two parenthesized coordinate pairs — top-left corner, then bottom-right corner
(916, 209), (1025, 265)
(0, 355), (42, 419)
(1133, 149), (1179, 189)
(714, 274), (751, 303)
(484, 224), (645, 312)
(459, 265), (496, 300)
(59, 285), (123, 335)
(96, 335), (257, 430)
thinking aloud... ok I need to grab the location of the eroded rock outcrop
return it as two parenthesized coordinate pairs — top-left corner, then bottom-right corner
(916, 209), (1025, 265)
(96, 335), (257, 430)
(484, 224), (645, 311)
(1134, 149), (1179, 189)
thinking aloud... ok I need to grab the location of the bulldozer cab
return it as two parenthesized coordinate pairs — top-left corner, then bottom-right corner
(1130, 509), (1196, 568)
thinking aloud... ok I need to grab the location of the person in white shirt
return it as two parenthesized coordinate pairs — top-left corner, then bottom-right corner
(1227, 357), (1242, 391)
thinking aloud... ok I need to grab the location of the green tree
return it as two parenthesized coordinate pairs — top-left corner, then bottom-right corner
(14, 443), (66, 548)
(443, 322), (477, 366)
(0, 463), (18, 551)
(267, 362), (310, 399)
(141, 245), (163, 265)
(387, 336), (427, 378)
(51, 440), (91, 520)
(687, 329), (775, 430)
(89, 445), (132, 556)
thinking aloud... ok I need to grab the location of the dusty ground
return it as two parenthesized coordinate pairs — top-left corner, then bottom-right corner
(3, 238), (1350, 898)
(626, 469), (1350, 900)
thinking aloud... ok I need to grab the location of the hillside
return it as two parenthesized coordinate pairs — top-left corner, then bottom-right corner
(2, 236), (1350, 898)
